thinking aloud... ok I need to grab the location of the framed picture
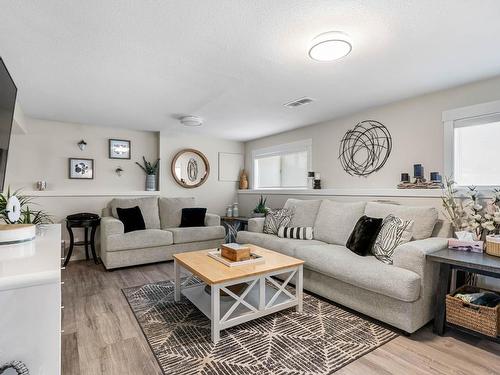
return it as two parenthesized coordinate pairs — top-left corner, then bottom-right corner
(69, 158), (94, 179)
(109, 139), (131, 159)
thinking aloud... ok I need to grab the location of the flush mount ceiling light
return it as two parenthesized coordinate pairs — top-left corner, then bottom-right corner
(180, 115), (203, 127)
(308, 31), (352, 62)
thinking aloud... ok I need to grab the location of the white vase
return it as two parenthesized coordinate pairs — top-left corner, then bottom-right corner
(146, 175), (156, 191)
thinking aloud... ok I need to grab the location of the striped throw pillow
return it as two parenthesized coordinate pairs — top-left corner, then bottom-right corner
(278, 226), (314, 240)
(372, 214), (414, 264)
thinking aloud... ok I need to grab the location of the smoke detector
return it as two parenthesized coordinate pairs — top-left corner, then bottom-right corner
(180, 116), (203, 127)
(283, 97), (315, 108)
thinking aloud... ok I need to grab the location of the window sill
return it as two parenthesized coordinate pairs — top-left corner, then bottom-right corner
(238, 188), (443, 198)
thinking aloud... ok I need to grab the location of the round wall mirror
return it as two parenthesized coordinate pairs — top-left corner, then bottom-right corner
(171, 149), (210, 188)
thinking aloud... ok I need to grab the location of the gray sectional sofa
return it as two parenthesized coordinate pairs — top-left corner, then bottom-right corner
(237, 198), (451, 334)
(100, 197), (225, 269)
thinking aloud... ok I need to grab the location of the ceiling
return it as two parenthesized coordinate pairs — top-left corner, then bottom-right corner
(2, 1), (500, 141)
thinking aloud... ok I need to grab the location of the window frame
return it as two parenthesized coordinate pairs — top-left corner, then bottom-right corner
(251, 139), (312, 190)
(443, 99), (500, 188)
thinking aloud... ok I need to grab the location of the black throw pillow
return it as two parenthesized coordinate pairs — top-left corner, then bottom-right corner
(346, 215), (383, 256)
(180, 208), (207, 227)
(116, 206), (146, 233)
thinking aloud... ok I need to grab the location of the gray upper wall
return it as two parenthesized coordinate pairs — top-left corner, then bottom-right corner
(244, 75), (500, 189)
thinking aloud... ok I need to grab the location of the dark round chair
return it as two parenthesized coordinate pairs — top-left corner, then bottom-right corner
(64, 213), (101, 266)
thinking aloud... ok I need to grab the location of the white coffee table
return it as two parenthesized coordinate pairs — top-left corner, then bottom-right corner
(173, 245), (304, 343)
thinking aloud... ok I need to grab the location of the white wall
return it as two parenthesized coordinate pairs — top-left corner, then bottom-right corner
(159, 130), (244, 216)
(244, 75), (500, 189)
(6, 117), (159, 192)
(4, 118), (243, 259)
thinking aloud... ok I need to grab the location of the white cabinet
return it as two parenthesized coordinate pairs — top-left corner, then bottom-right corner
(0, 225), (61, 374)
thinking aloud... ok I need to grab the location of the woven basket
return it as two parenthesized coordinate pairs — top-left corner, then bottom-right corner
(486, 235), (500, 257)
(446, 285), (500, 337)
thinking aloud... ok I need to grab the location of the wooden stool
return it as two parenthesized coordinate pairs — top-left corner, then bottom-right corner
(64, 213), (101, 266)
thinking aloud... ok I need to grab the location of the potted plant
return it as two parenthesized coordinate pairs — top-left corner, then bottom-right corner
(0, 187), (52, 224)
(252, 195), (268, 217)
(136, 156), (160, 191)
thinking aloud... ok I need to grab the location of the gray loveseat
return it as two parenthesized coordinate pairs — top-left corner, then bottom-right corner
(237, 199), (450, 334)
(100, 196), (225, 269)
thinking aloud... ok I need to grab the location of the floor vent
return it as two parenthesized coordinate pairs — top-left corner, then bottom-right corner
(283, 97), (315, 108)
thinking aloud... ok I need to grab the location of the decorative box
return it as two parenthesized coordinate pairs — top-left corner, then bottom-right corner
(220, 243), (251, 261)
(448, 238), (484, 253)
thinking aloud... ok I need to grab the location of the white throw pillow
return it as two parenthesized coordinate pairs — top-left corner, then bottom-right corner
(372, 214), (414, 264)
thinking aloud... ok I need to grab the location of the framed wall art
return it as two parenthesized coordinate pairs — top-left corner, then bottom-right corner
(69, 158), (94, 179)
(109, 139), (131, 159)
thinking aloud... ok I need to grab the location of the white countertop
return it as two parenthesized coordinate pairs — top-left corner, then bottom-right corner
(0, 224), (61, 291)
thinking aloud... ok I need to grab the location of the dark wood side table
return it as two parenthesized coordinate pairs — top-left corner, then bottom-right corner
(428, 249), (500, 341)
(64, 213), (101, 266)
(221, 217), (249, 243)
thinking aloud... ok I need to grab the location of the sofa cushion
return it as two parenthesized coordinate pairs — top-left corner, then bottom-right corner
(313, 200), (366, 245)
(110, 197), (160, 229)
(159, 197), (196, 228)
(180, 207), (207, 227)
(364, 202), (438, 240)
(116, 206), (146, 233)
(168, 226), (225, 244)
(283, 199), (322, 227)
(346, 215), (383, 256)
(237, 231), (325, 257)
(107, 229), (173, 252)
(295, 244), (421, 302)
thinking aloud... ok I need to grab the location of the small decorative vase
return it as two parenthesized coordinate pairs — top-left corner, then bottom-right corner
(232, 203), (239, 217)
(226, 206), (233, 217)
(239, 170), (249, 190)
(146, 174), (156, 191)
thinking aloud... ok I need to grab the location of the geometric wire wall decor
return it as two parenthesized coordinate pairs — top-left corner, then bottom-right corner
(338, 120), (392, 176)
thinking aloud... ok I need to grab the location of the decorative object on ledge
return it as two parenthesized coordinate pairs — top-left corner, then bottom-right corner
(109, 139), (131, 159)
(69, 158), (94, 179)
(115, 167), (124, 177)
(252, 195), (268, 217)
(171, 149), (209, 188)
(307, 171), (315, 189)
(430, 171), (442, 183)
(36, 180), (47, 191)
(239, 170), (249, 189)
(338, 120), (392, 176)
(398, 164), (442, 189)
(0, 360), (30, 375)
(136, 156), (159, 191)
(77, 139), (87, 151)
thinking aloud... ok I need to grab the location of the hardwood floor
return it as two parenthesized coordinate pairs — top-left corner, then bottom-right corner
(62, 260), (500, 375)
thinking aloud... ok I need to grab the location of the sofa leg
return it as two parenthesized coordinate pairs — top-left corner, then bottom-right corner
(402, 331), (412, 337)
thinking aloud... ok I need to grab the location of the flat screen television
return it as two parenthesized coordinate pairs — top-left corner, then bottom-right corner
(0, 58), (17, 192)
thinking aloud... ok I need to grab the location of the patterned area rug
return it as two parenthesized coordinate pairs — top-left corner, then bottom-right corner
(123, 279), (397, 375)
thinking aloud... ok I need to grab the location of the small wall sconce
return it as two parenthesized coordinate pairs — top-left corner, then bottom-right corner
(78, 139), (87, 151)
(115, 167), (124, 177)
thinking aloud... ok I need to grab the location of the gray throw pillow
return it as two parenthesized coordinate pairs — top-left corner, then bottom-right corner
(263, 208), (294, 235)
(372, 214), (414, 264)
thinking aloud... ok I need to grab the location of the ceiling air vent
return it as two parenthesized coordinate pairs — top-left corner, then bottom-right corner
(283, 97), (315, 108)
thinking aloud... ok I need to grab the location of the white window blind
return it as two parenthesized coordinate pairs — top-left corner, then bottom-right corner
(453, 117), (500, 186)
(252, 139), (311, 189)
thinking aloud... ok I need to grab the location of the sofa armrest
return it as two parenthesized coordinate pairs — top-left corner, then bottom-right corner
(100, 216), (124, 237)
(248, 217), (265, 233)
(393, 237), (448, 278)
(205, 213), (221, 226)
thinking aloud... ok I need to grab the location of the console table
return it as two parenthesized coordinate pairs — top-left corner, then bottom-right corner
(428, 249), (500, 341)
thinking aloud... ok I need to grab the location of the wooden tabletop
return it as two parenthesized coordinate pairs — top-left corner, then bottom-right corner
(427, 249), (500, 275)
(173, 244), (304, 285)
